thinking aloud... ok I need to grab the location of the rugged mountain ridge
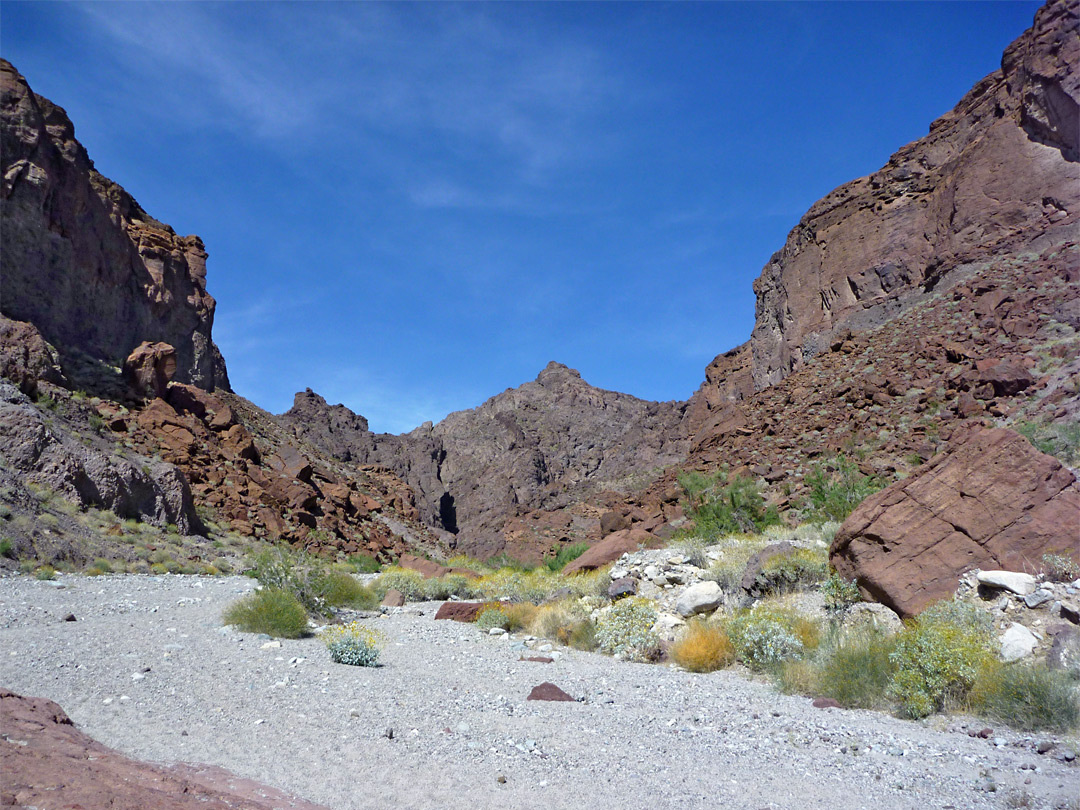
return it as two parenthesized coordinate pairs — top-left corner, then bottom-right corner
(0, 60), (229, 394)
(693, 0), (1078, 410)
(282, 361), (690, 558)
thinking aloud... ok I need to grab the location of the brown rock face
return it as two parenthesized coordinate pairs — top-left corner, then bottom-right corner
(282, 362), (689, 558)
(696, 0), (1078, 404)
(0, 689), (329, 810)
(0, 59), (229, 393)
(830, 426), (1080, 619)
(0, 317), (66, 396)
(562, 528), (651, 576)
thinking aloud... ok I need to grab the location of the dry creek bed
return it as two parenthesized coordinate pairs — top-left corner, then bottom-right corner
(0, 573), (1077, 810)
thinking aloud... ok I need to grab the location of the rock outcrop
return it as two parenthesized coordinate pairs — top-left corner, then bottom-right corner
(0, 689), (330, 810)
(830, 426), (1080, 619)
(0, 381), (202, 534)
(0, 59), (229, 393)
(695, 0), (1078, 407)
(282, 362), (690, 558)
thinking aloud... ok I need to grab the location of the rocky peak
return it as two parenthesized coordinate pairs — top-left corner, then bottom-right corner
(0, 59), (229, 394)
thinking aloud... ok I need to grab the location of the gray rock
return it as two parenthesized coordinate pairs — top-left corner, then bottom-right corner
(977, 570), (1038, 596)
(675, 581), (724, 617)
(1024, 589), (1055, 608)
(1000, 623), (1038, 662)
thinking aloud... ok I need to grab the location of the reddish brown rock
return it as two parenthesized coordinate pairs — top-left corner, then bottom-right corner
(381, 589), (406, 607)
(830, 427), (1080, 618)
(562, 529), (640, 576)
(434, 602), (493, 622)
(812, 697), (842, 709)
(0, 317), (66, 396)
(399, 553), (450, 579)
(123, 341), (177, 399)
(0, 689), (328, 810)
(526, 682), (575, 702)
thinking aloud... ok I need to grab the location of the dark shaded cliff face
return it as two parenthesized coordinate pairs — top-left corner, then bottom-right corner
(695, 0), (1078, 408)
(0, 60), (229, 393)
(282, 362), (690, 557)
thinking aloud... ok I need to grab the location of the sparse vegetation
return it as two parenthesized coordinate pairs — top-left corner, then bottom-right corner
(222, 587), (309, 638)
(544, 542), (589, 572)
(970, 661), (1080, 732)
(1014, 418), (1080, 466)
(1040, 553), (1079, 583)
(820, 572), (861, 612)
(725, 605), (819, 671)
(596, 597), (660, 661)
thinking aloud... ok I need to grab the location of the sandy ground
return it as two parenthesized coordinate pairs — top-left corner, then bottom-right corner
(1, 573), (1077, 810)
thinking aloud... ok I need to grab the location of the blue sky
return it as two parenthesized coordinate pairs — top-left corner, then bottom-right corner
(3, 1), (1040, 433)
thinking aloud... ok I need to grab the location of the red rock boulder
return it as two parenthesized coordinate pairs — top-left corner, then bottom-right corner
(562, 527), (656, 576)
(123, 341), (177, 399)
(830, 426), (1080, 619)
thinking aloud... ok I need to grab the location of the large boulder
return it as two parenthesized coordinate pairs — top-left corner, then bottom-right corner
(562, 527), (656, 576)
(830, 426), (1080, 619)
(123, 341), (177, 399)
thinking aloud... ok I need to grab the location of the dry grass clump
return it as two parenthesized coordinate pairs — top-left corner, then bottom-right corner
(969, 661), (1079, 732)
(670, 619), (735, 672)
(528, 600), (598, 651)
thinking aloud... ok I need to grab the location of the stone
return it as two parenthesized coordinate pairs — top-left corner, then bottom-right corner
(1046, 624), (1080, 677)
(838, 603), (904, 638)
(740, 542), (797, 599)
(0, 317), (66, 396)
(0, 689), (328, 810)
(1023, 589), (1054, 609)
(434, 602), (504, 623)
(1000, 623), (1038, 662)
(381, 589), (405, 608)
(526, 682), (574, 702)
(608, 577), (638, 600)
(831, 427), (1080, 618)
(978, 570), (1038, 596)
(520, 656), (554, 664)
(812, 697), (842, 709)
(398, 553), (451, 579)
(675, 581), (724, 617)
(123, 342), (177, 400)
(562, 530), (641, 576)
(599, 510), (631, 536)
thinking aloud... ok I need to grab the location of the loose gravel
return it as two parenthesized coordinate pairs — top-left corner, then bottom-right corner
(1, 573), (1077, 810)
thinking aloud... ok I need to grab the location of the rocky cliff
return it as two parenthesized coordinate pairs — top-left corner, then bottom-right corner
(695, 0), (1078, 409)
(0, 60), (229, 393)
(282, 362), (690, 557)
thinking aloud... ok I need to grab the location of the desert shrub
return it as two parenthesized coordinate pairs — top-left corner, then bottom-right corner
(475, 568), (562, 603)
(475, 606), (510, 630)
(563, 567), (613, 599)
(810, 630), (897, 709)
(821, 572), (862, 612)
(756, 546), (829, 595)
(567, 618), (599, 651)
(545, 542), (590, 572)
(349, 553), (382, 574)
(1014, 419), (1080, 467)
(223, 588), (308, 638)
(34, 565), (56, 581)
(670, 620), (735, 673)
(318, 571), (379, 610)
(802, 454), (883, 523)
(321, 621), (385, 667)
(422, 573), (476, 601)
(888, 600), (994, 719)
(1040, 553), (1079, 583)
(0, 538), (13, 559)
(484, 553), (537, 572)
(504, 602), (538, 632)
(970, 661), (1080, 732)
(530, 601), (584, 641)
(373, 567), (426, 601)
(725, 606), (818, 671)
(678, 469), (780, 540)
(596, 597), (660, 661)
(246, 546), (334, 615)
(671, 536), (709, 569)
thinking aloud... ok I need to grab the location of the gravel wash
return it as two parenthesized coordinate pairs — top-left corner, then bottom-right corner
(1, 574), (1077, 810)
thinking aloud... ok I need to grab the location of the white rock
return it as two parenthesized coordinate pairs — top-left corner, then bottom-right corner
(652, 612), (686, 642)
(675, 581), (724, 617)
(977, 570), (1037, 596)
(610, 567), (629, 580)
(488, 627), (506, 636)
(1000, 623), (1038, 662)
(260, 640), (282, 649)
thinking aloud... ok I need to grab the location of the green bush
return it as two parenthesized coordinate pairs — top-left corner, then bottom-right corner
(0, 538), (14, 559)
(678, 469), (781, 540)
(725, 606), (815, 671)
(349, 553), (382, 574)
(811, 629), (897, 709)
(756, 546), (829, 595)
(1015, 420), (1080, 467)
(318, 571), (379, 610)
(970, 662), (1080, 732)
(475, 606), (510, 630)
(373, 567), (426, 601)
(545, 542), (590, 572)
(596, 597), (660, 661)
(821, 572), (862, 612)
(321, 621), (385, 667)
(422, 573), (476, 601)
(1041, 553), (1079, 583)
(888, 600), (994, 719)
(35, 565), (56, 581)
(802, 454), (883, 523)
(223, 588), (309, 638)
